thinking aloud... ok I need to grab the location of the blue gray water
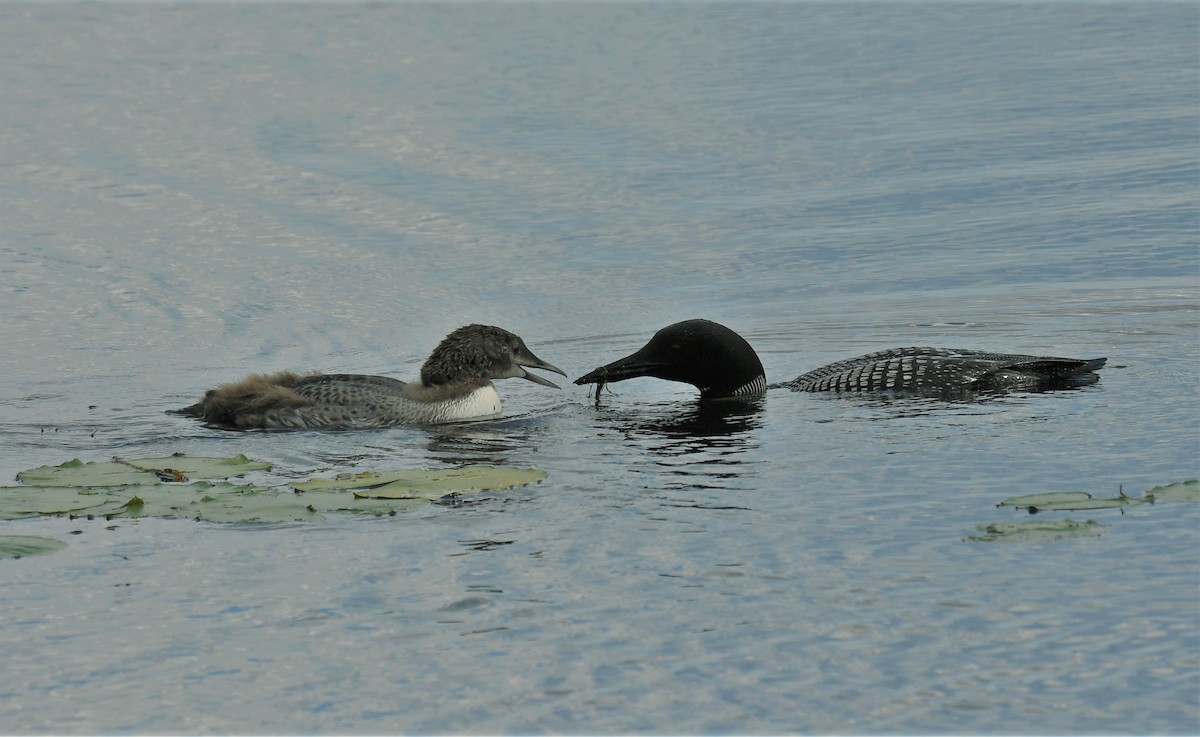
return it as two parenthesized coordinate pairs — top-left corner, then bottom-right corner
(1, 3), (1197, 734)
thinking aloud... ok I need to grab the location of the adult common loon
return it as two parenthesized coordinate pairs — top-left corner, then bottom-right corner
(181, 324), (565, 429)
(573, 319), (1106, 400)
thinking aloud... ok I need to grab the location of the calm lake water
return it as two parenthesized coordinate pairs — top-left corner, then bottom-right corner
(1, 3), (1197, 734)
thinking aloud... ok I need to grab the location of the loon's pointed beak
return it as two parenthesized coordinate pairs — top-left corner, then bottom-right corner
(516, 349), (567, 389)
(573, 348), (667, 386)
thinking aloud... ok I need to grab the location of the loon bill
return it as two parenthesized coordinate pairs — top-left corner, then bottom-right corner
(573, 319), (1106, 400)
(180, 324), (566, 429)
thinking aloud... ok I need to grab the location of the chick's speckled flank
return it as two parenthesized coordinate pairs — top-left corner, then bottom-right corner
(179, 325), (565, 430)
(574, 319), (1106, 400)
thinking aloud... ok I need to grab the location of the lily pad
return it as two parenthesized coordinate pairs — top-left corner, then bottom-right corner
(2, 456), (546, 523)
(996, 482), (1200, 514)
(294, 466), (547, 500)
(126, 453), (272, 479)
(1031, 496), (1147, 512)
(0, 485), (133, 520)
(1145, 480), (1199, 503)
(16, 459), (161, 487)
(997, 491), (1093, 508)
(0, 479), (434, 523)
(15, 454), (273, 487)
(965, 519), (1105, 543)
(998, 490), (1148, 513)
(293, 471), (384, 492)
(89, 482), (317, 523)
(0, 535), (69, 559)
(171, 482), (429, 522)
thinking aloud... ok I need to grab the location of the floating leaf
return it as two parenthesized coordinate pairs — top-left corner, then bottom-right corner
(998, 489), (1157, 513)
(126, 453), (272, 479)
(100, 482), (308, 522)
(293, 471), (385, 492)
(1029, 495), (1147, 512)
(3, 457), (544, 523)
(0, 535), (69, 558)
(172, 483), (427, 522)
(296, 493), (428, 518)
(16, 459), (160, 487)
(997, 491), (1093, 508)
(1145, 480), (1199, 503)
(0, 486), (132, 519)
(965, 519), (1105, 543)
(998, 481), (1199, 513)
(0, 479), (428, 523)
(294, 466), (547, 499)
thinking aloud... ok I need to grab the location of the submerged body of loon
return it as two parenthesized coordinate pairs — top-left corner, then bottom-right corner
(574, 319), (1106, 400)
(181, 325), (565, 429)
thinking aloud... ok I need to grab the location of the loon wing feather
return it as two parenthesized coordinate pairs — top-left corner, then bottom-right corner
(787, 347), (1105, 395)
(290, 374), (409, 403)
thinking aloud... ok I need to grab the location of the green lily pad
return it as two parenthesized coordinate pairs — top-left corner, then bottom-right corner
(997, 491), (1093, 508)
(998, 490), (1147, 513)
(997, 482), (1200, 514)
(291, 491), (428, 518)
(3, 457), (546, 523)
(1031, 495), (1147, 512)
(173, 482), (430, 522)
(0, 486), (125, 520)
(0, 535), (69, 558)
(294, 466), (547, 500)
(16, 459), (160, 487)
(98, 482), (313, 522)
(1145, 480), (1199, 503)
(0, 479), (432, 523)
(15, 454), (273, 487)
(126, 453), (272, 479)
(965, 519), (1105, 543)
(293, 471), (385, 492)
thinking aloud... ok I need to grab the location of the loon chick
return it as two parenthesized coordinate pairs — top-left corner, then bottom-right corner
(181, 324), (566, 429)
(573, 319), (1106, 399)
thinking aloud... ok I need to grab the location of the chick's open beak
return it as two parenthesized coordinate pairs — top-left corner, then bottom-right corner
(517, 350), (567, 389)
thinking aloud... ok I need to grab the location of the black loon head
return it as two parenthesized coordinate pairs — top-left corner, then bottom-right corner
(574, 319), (766, 399)
(422, 324), (566, 389)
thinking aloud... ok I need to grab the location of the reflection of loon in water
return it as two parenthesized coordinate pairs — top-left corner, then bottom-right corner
(599, 400), (763, 500)
(636, 398), (764, 439)
(592, 398), (764, 477)
(575, 319), (1107, 400)
(180, 325), (565, 429)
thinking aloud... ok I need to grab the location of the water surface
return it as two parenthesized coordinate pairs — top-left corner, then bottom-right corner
(0, 3), (1197, 734)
